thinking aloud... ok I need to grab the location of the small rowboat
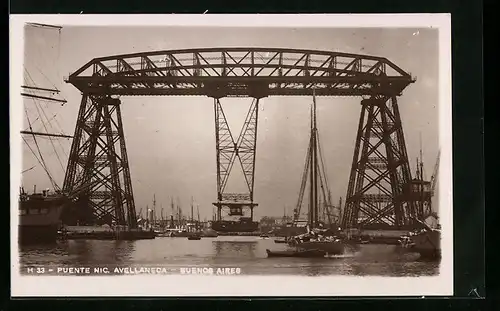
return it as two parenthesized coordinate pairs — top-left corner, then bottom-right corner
(266, 248), (326, 258)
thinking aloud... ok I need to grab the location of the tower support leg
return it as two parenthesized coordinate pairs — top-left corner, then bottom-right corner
(62, 95), (137, 228)
(341, 96), (416, 230)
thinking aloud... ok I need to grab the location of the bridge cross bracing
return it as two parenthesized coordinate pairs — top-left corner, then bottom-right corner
(62, 47), (419, 230)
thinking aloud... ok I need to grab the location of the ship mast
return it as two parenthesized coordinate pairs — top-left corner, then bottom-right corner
(161, 203), (164, 228)
(191, 196), (194, 222)
(417, 133), (425, 217)
(293, 90), (334, 230)
(170, 196), (175, 228)
(197, 205), (200, 230)
(309, 90), (319, 229)
(153, 194), (156, 226)
(21, 23), (71, 192)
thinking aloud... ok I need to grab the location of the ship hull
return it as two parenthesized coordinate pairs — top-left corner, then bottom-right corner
(411, 230), (441, 260)
(400, 229), (441, 260)
(19, 224), (60, 245)
(18, 195), (66, 245)
(271, 226), (307, 237)
(211, 220), (259, 233)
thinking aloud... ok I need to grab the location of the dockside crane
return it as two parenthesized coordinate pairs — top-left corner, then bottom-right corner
(137, 208), (143, 220)
(427, 150), (441, 218)
(430, 150), (440, 197)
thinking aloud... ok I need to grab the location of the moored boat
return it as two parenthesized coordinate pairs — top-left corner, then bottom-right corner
(413, 229), (441, 259)
(19, 188), (68, 245)
(266, 91), (346, 257)
(400, 228), (441, 259)
(287, 229), (345, 255)
(398, 216), (441, 260)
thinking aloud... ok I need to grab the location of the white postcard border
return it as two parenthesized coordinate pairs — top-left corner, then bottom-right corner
(10, 13), (453, 297)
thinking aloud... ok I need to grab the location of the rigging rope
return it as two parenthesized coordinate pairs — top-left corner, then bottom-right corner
(49, 109), (69, 159)
(32, 99), (66, 173)
(21, 85), (70, 160)
(24, 70), (67, 174)
(294, 137), (312, 223)
(23, 108), (59, 190)
(316, 131), (331, 194)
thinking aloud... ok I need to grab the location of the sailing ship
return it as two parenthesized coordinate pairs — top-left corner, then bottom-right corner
(186, 197), (202, 240)
(267, 90), (344, 257)
(18, 23), (71, 244)
(151, 194), (162, 235)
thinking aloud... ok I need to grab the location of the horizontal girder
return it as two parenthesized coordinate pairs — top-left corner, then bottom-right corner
(67, 47), (414, 97)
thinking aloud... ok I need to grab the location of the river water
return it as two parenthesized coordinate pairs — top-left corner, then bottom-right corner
(19, 236), (439, 276)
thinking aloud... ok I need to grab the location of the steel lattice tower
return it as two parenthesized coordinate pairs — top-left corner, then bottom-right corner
(213, 97), (259, 221)
(341, 96), (418, 230)
(62, 47), (417, 229)
(62, 96), (137, 228)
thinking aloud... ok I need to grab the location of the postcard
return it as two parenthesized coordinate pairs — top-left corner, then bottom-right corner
(10, 13), (452, 296)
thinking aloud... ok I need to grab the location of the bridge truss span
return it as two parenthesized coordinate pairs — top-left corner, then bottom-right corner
(67, 47), (414, 98)
(62, 47), (420, 231)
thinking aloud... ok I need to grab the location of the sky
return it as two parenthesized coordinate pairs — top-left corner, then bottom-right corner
(21, 25), (440, 221)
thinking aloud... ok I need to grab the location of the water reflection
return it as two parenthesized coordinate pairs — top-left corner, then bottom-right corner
(213, 240), (258, 259)
(19, 237), (440, 276)
(300, 258), (332, 276)
(20, 240), (136, 266)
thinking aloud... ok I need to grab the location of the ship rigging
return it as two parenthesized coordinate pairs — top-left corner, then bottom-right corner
(292, 90), (340, 230)
(18, 23), (72, 245)
(21, 22), (70, 192)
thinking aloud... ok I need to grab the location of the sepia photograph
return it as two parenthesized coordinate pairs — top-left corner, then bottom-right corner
(10, 14), (452, 296)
